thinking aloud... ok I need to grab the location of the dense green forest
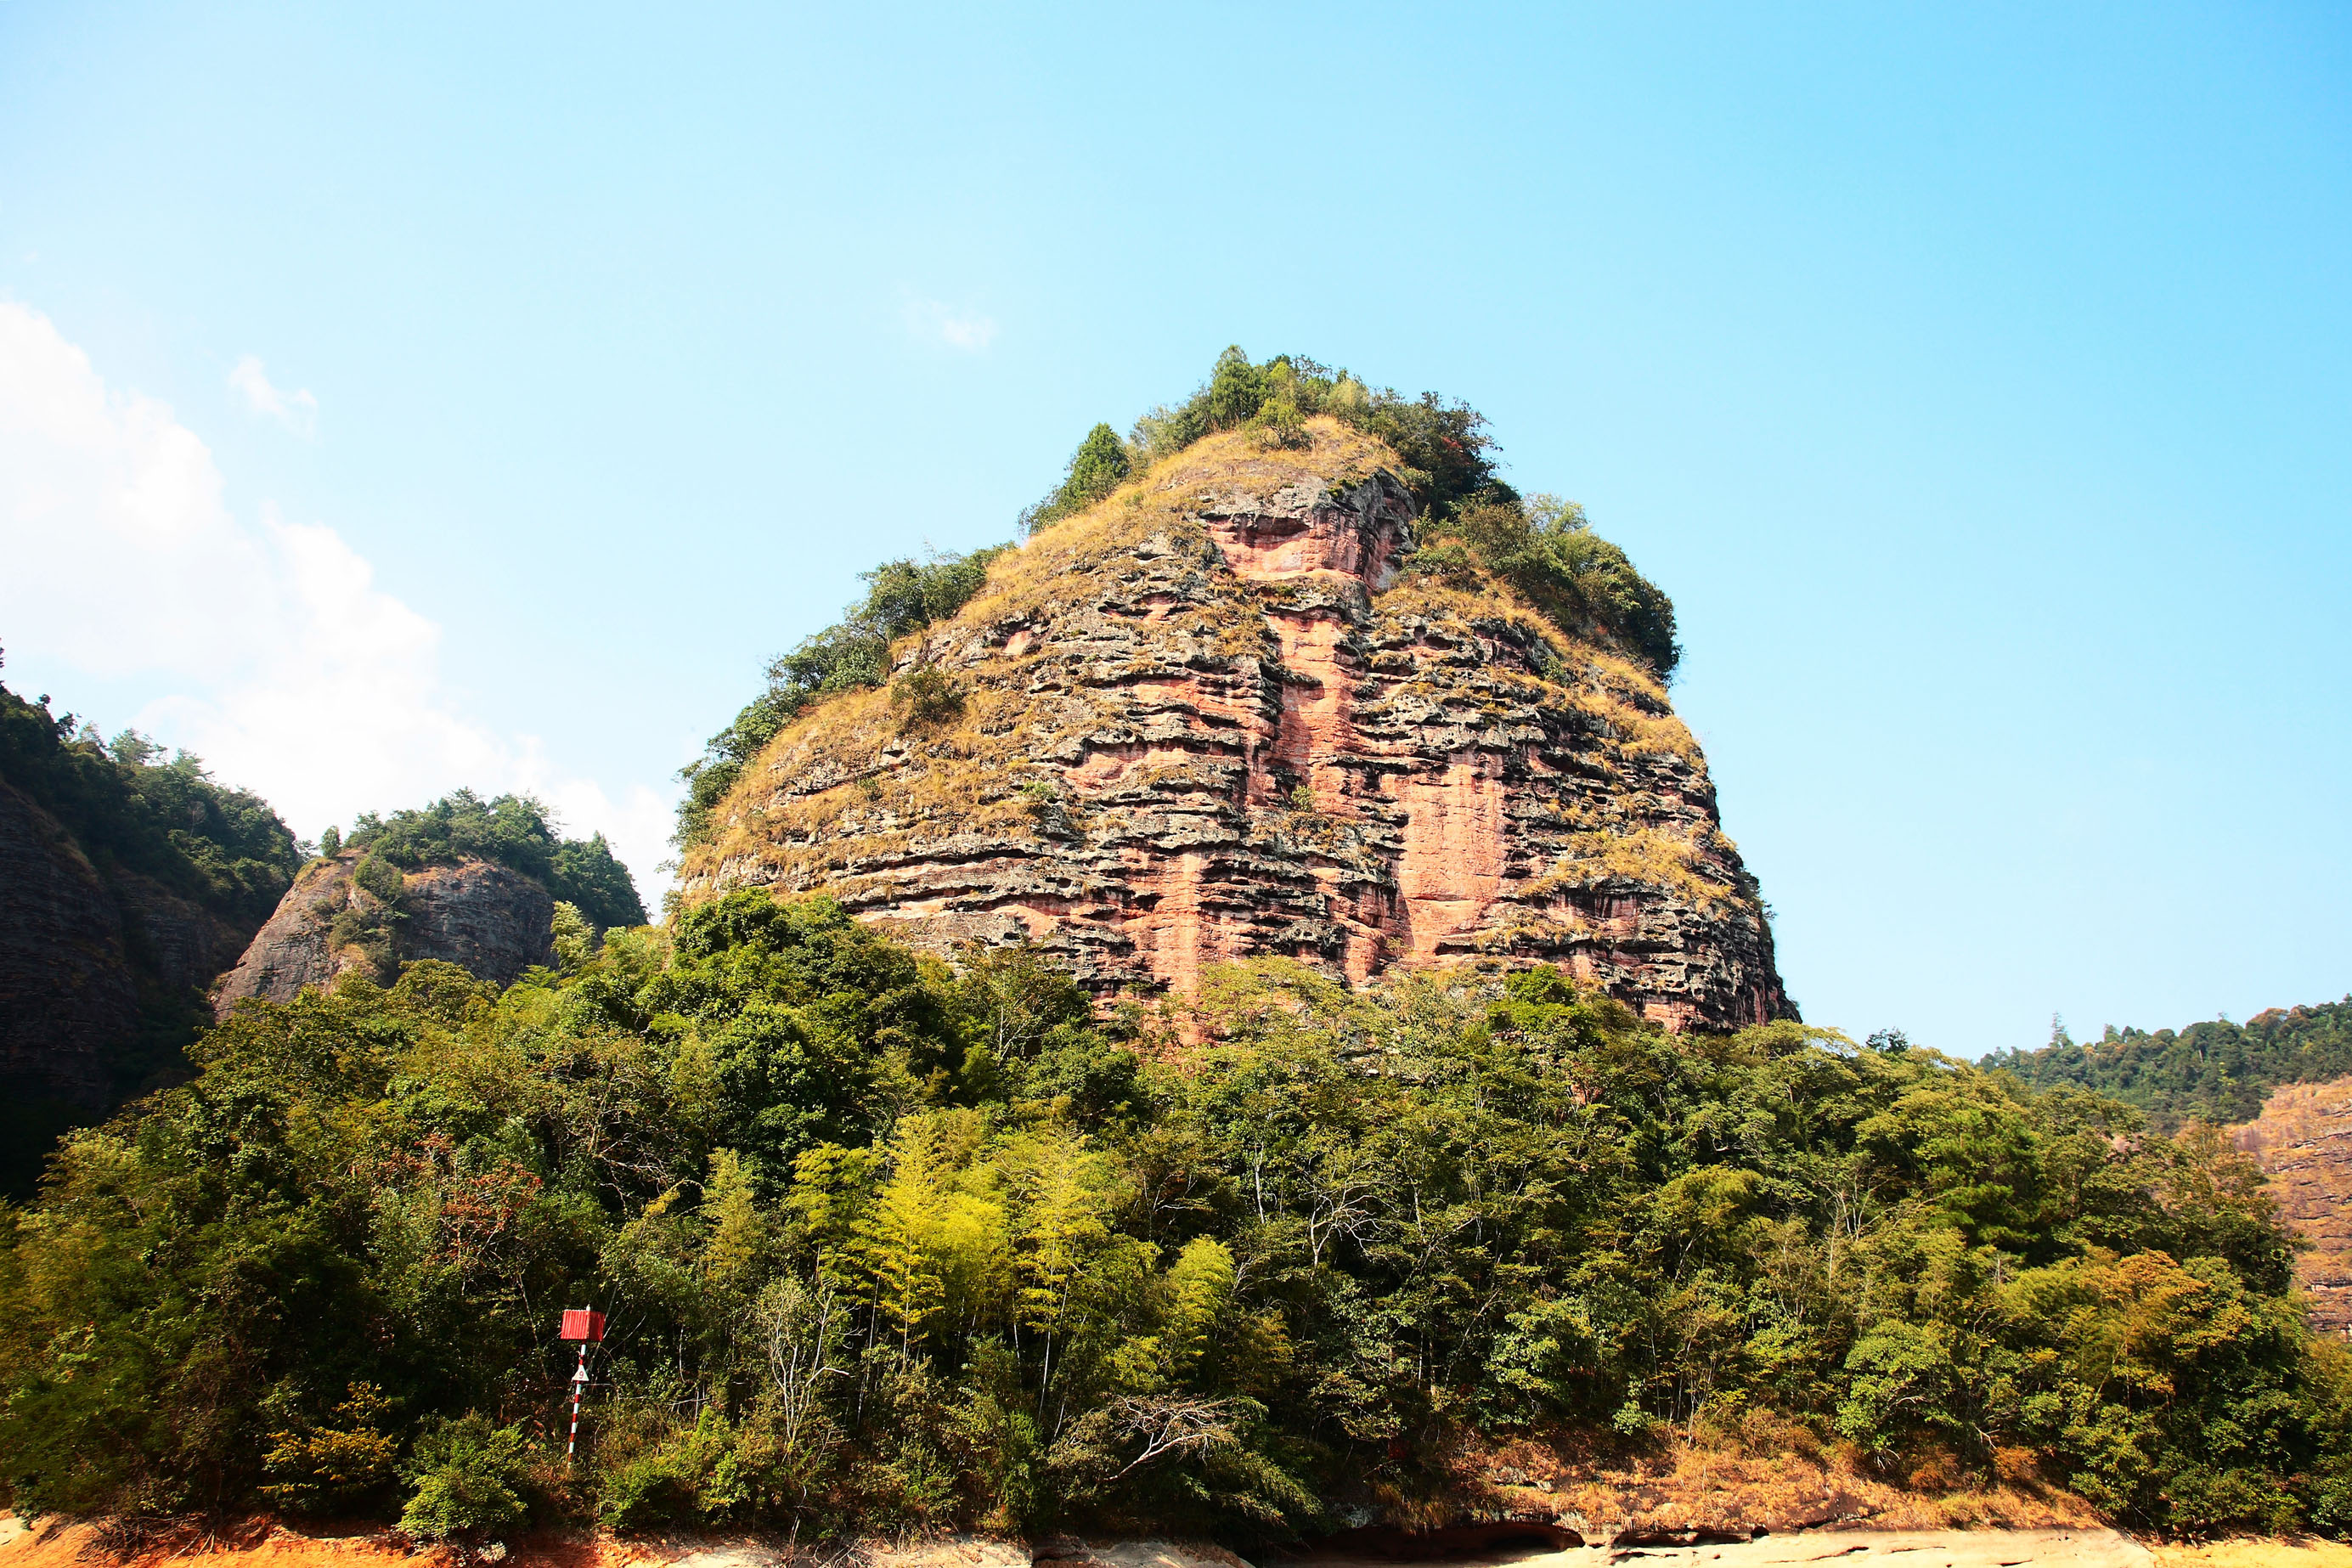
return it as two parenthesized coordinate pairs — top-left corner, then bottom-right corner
(675, 347), (1680, 850)
(346, 788), (646, 933)
(1987, 1001), (2352, 1129)
(6, 900), (2347, 1543)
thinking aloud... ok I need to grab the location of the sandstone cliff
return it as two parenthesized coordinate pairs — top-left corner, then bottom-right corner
(2233, 1075), (2352, 1335)
(681, 420), (1789, 1030)
(0, 776), (247, 1105)
(214, 850), (556, 1012)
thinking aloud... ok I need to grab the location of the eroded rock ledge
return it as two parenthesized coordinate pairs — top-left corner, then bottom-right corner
(683, 421), (1791, 1032)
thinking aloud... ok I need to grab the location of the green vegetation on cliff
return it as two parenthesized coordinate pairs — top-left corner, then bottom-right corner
(678, 347), (1683, 849)
(5, 904), (2347, 1541)
(1988, 1001), (2352, 1129)
(674, 550), (1010, 849)
(0, 671), (299, 926)
(0, 665), (302, 1195)
(347, 788), (646, 932)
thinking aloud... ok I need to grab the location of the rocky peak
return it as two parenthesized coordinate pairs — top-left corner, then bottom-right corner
(214, 850), (554, 1012)
(682, 419), (1791, 1030)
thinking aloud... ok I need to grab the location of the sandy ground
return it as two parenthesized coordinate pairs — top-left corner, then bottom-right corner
(15, 1514), (2349, 1568)
(2152, 1543), (2352, 1568)
(1291, 1534), (2153, 1565)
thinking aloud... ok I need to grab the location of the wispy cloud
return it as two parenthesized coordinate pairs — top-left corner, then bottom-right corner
(0, 302), (675, 895)
(228, 353), (318, 437)
(902, 296), (998, 353)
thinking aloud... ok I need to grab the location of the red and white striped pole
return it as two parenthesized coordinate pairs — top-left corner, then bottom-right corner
(557, 1306), (603, 1467)
(567, 1342), (589, 1464)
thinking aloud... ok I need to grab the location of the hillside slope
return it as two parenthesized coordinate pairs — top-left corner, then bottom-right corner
(681, 419), (1787, 1030)
(213, 789), (646, 1012)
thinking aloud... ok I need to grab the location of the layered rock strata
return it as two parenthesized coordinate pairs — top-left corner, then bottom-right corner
(682, 420), (1790, 1030)
(214, 851), (555, 1012)
(2232, 1074), (2352, 1334)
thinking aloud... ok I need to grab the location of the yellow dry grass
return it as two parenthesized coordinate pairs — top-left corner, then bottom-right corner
(962, 415), (1394, 632)
(1527, 823), (1739, 912)
(1447, 1432), (2105, 1539)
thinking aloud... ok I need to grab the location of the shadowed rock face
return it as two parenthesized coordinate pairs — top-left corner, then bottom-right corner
(0, 777), (246, 1104)
(214, 851), (554, 1012)
(681, 420), (1791, 1030)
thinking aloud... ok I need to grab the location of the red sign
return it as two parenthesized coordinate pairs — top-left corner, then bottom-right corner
(559, 1308), (606, 1342)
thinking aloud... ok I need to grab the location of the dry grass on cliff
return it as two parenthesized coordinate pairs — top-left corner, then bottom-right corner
(1368, 578), (1702, 770)
(1524, 822), (1742, 913)
(688, 409), (1717, 902)
(957, 418), (1394, 635)
(698, 680), (1045, 889)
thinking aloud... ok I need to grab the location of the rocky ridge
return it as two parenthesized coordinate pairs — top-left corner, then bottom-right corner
(214, 849), (555, 1012)
(683, 420), (1789, 1030)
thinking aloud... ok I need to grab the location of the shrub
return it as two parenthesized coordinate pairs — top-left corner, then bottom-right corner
(1417, 490), (1681, 678)
(262, 1383), (400, 1514)
(354, 851), (406, 902)
(891, 665), (965, 728)
(599, 1410), (743, 1531)
(398, 1414), (535, 1542)
(8, 904), (2352, 1538)
(349, 790), (646, 929)
(551, 900), (595, 969)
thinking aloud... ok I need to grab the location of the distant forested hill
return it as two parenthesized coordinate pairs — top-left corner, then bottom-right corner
(1985, 999), (2352, 1127)
(347, 787), (647, 932)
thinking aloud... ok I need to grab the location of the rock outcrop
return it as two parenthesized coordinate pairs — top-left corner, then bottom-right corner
(214, 851), (555, 1012)
(0, 776), (246, 1104)
(2233, 1074), (2352, 1334)
(682, 420), (1790, 1030)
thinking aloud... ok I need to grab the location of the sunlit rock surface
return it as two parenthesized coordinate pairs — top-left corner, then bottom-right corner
(683, 420), (1790, 1031)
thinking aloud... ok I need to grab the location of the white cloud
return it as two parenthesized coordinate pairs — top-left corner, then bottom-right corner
(228, 353), (318, 437)
(902, 296), (998, 352)
(0, 300), (676, 900)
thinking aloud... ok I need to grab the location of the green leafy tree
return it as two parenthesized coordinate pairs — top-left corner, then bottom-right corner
(6, 896), (2349, 1540)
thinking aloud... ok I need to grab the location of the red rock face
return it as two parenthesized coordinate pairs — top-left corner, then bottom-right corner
(685, 422), (1791, 1031)
(2233, 1077), (2352, 1334)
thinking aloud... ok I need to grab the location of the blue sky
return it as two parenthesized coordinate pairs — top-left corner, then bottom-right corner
(2, 2), (2346, 1058)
